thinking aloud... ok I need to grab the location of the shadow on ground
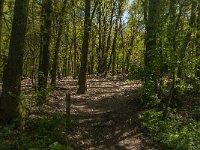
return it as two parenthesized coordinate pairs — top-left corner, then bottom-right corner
(26, 76), (155, 150)
(69, 90), (154, 150)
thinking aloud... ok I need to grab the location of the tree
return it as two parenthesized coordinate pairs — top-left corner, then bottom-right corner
(77, 0), (91, 94)
(96, 0), (116, 75)
(196, 0), (200, 76)
(71, 0), (78, 79)
(143, 0), (161, 103)
(0, 0), (3, 57)
(0, 0), (29, 123)
(107, 0), (125, 76)
(162, 0), (177, 118)
(178, 0), (198, 77)
(37, 0), (52, 105)
(51, 0), (67, 86)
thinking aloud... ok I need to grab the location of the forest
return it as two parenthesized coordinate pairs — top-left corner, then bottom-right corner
(0, 0), (200, 149)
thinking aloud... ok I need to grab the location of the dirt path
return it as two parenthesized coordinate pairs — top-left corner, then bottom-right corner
(58, 76), (155, 150)
(26, 76), (156, 150)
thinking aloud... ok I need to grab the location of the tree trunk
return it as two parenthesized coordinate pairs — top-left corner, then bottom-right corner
(120, 23), (125, 79)
(104, 0), (115, 75)
(117, 53), (119, 74)
(0, 0), (3, 57)
(77, 0), (91, 94)
(63, 33), (69, 77)
(125, 28), (135, 74)
(162, 65), (175, 119)
(96, 7), (102, 74)
(71, 0), (78, 79)
(195, 0), (200, 77)
(37, 0), (52, 105)
(144, 0), (161, 92)
(178, 0), (197, 77)
(109, 22), (118, 76)
(163, 0), (181, 118)
(51, 0), (67, 86)
(89, 29), (95, 74)
(0, 0), (29, 124)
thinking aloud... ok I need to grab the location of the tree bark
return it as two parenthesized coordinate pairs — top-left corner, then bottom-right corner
(178, 0), (197, 77)
(144, 0), (161, 92)
(51, 0), (67, 86)
(77, 0), (91, 94)
(195, 0), (200, 77)
(107, 21), (118, 75)
(0, 0), (3, 57)
(0, 0), (29, 123)
(163, 0), (182, 119)
(71, 0), (78, 79)
(37, 0), (52, 105)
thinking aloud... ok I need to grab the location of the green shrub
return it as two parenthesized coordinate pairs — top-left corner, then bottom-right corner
(140, 80), (160, 107)
(0, 113), (72, 150)
(175, 78), (186, 96)
(129, 65), (145, 80)
(139, 110), (200, 150)
(49, 142), (71, 150)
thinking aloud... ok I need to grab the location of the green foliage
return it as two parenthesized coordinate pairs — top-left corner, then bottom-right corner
(0, 64), (3, 81)
(36, 84), (54, 105)
(0, 113), (71, 149)
(49, 142), (71, 150)
(175, 78), (186, 96)
(192, 107), (200, 121)
(139, 110), (200, 150)
(129, 65), (144, 80)
(192, 78), (200, 93)
(37, 86), (53, 98)
(140, 79), (160, 107)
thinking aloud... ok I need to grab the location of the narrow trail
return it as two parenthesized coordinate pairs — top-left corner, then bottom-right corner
(69, 88), (151, 149)
(26, 76), (156, 150)
(62, 76), (154, 150)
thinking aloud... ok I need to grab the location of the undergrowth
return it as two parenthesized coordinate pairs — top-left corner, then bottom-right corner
(0, 113), (71, 150)
(139, 110), (200, 150)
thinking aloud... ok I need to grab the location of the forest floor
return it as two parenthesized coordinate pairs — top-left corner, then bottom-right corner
(23, 75), (157, 150)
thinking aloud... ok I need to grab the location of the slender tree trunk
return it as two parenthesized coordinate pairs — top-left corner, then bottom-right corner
(143, 0), (148, 66)
(63, 34), (69, 77)
(108, 1), (123, 75)
(112, 49), (116, 76)
(163, 0), (182, 119)
(125, 28), (135, 74)
(117, 53), (119, 74)
(101, 15), (107, 74)
(30, 0), (37, 90)
(89, 29), (95, 74)
(178, 0), (197, 77)
(71, 0), (78, 79)
(104, 0), (115, 75)
(195, 0), (200, 77)
(0, 0), (3, 57)
(162, 65), (175, 119)
(37, 0), (52, 105)
(97, 7), (102, 74)
(0, 0), (29, 124)
(120, 23), (125, 79)
(77, 0), (91, 94)
(108, 22), (118, 75)
(97, 3), (108, 75)
(69, 44), (73, 76)
(51, 0), (67, 86)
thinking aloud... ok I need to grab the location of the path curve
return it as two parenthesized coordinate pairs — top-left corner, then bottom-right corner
(57, 76), (156, 150)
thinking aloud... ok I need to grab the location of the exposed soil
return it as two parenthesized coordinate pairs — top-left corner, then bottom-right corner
(24, 76), (157, 150)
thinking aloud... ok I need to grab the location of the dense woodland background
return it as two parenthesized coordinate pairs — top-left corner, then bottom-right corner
(0, 0), (200, 149)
